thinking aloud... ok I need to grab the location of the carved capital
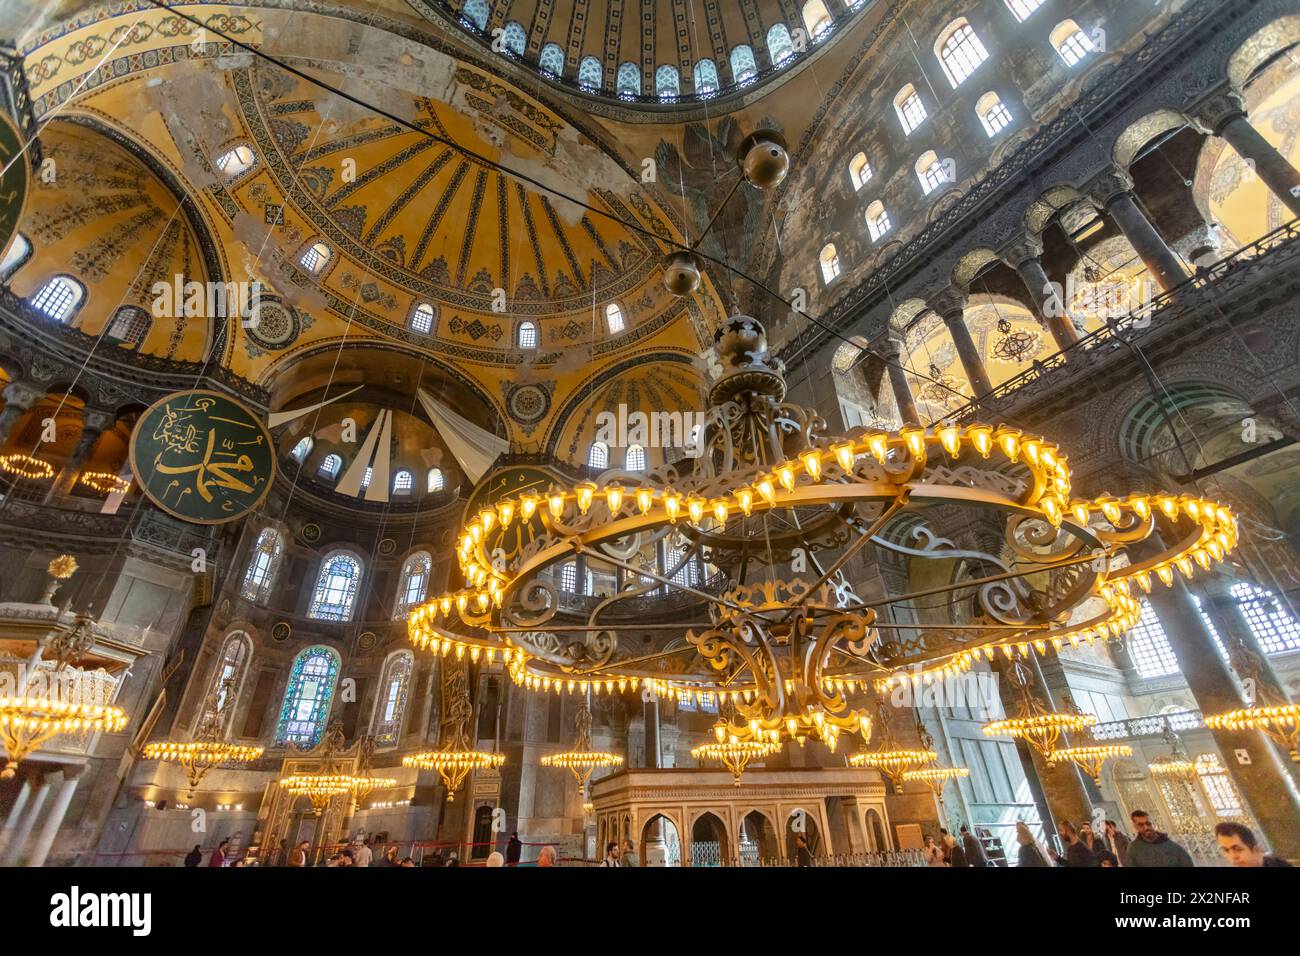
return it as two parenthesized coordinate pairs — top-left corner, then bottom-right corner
(928, 286), (968, 321)
(1189, 87), (1248, 136)
(1083, 166), (1136, 208)
(1, 380), (43, 410)
(81, 408), (117, 435)
(879, 336), (903, 360)
(998, 233), (1045, 269)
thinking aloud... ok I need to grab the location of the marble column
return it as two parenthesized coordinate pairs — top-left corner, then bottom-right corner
(1145, 577), (1300, 858)
(0, 771), (55, 866)
(0, 381), (43, 448)
(930, 287), (993, 399)
(1085, 167), (1188, 292)
(47, 408), (115, 502)
(1194, 88), (1300, 219)
(1000, 235), (1081, 351)
(26, 766), (83, 867)
(0, 778), (32, 859)
(642, 693), (668, 865)
(880, 337), (920, 427)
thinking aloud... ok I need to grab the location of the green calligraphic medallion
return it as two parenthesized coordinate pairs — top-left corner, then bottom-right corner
(0, 112), (30, 269)
(129, 390), (275, 524)
(462, 465), (561, 564)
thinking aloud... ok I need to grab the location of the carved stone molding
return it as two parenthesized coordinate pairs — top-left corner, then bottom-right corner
(1083, 166), (1137, 208)
(1188, 86), (1249, 135)
(929, 286), (968, 321)
(998, 234), (1046, 270)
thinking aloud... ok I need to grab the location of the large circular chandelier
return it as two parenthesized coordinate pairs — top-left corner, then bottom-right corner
(406, 316), (1238, 757)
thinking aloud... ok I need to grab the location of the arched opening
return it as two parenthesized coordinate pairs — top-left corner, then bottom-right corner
(739, 810), (780, 864)
(640, 813), (682, 867)
(690, 811), (728, 866)
(785, 807), (822, 860)
(866, 808), (888, 851)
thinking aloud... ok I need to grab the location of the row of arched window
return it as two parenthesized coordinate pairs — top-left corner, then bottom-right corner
(461, 0), (851, 101)
(587, 441), (646, 471)
(240, 528), (437, 623)
(555, 537), (705, 596)
(288, 437), (446, 495)
(208, 633), (415, 748)
(818, 6), (1097, 283)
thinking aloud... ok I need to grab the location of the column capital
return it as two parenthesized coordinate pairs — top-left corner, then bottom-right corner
(1189, 86), (1248, 136)
(80, 408), (116, 435)
(928, 286), (968, 322)
(878, 335), (904, 360)
(2, 381), (43, 410)
(998, 233), (1045, 269)
(1083, 166), (1136, 208)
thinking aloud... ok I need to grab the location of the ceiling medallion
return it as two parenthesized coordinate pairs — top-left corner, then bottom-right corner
(408, 315), (1238, 753)
(991, 316), (1042, 365)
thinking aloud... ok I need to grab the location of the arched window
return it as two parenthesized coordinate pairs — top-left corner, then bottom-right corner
(215, 144), (256, 177)
(730, 45), (758, 84)
(767, 24), (795, 66)
(616, 62), (642, 98)
(626, 444), (646, 471)
(29, 275), (85, 323)
(1230, 582), (1300, 654)
(517, 320), (538, 349)
(206, 632), (251, 733)
(290, 436), (314, 463)
(107, 305), (150, 347)
(578, 56), (603, 91)
(501, 21), (526, 55)
(1051, 20), (1094, 66)
(1005, 0), (1045, 22)
(802, 1), (834, 40)
(427, 467), (445, 492)
(560, 561), (593, 595)
(1195, 753), (1245, 819)
(977, 91), (1013, 136)
(935, 18), (989, 88)
(372, 651), (414, 745)
(605, 302), (625, 334)
(0, 233), (31, 280)
(693, 58), (720, 96)
(308, 550), (364, 622)
(588, 441), (609, 469)
(360, 466), (373, 491)
(819, 243), (841, 283)
(849, 152), (872, 190)
(1126, 601), (1181, 678)
(318, 453), (343, 480)
(392, 469), (414, 494)
(915, 151), (949, 195)
(539, 43), (566, 76)
(665, 539), (702, 587)
(241, 527), (284, 602)
(866, 201), (892, 242)
(409, 302), (436, 334)
(275, 645), (340, 747)
(394, 551), (432, 617)
(460, 0), (489, 31)
(299, 240), (332, 274)
(894, 84), (927, 134)
(655, 65), (680, 101)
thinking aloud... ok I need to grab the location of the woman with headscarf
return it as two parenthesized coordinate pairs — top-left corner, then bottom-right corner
(1015, 821), (1052, 867)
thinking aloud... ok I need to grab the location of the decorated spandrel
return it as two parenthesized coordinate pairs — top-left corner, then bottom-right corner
(129, 390), (275, 524)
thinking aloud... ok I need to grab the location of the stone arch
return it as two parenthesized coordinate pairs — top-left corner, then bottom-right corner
(865, 807), (888, 850)
(785, 805), (822, 857)
(639, 811), (683, 867)
(1112, 109), (1195, 169)
(951, 247), (1000, 288)
(888, 297), (929, 333)
(738, 808), (781, 861)
(1024, 184), (1087, 234)
(1228, 15), (1300, 89)
(688, 808), (729, 864)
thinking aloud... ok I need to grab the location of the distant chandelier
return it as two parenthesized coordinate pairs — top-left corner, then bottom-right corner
(850, 701), (935, 794)
(409, 316), (1239, 756)
(991, 317), (1042, 365)
(540, 701), (622, 794)
(79, 471), (131, 495)
(0, 453), (53, 480)
(1205, 704), (1300, 762)
(142, 685), (263, 797)
(1147, 755), (1199, 778)
(1047, 744), (1133, 784)
(692, 720), (782, 785)
(404, 664), (505, 801)
(916, 362), (967, 407)
(982, 660), (1097, 757)
(279, 773), (397, 815)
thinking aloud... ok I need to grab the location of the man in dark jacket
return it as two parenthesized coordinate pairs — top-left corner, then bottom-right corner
(960, 825), (989, 866)
(506, 832), (523, 866)
(1054, 821), (1097, 867)
(1214, 821), (1293, 867)
(795, 834), (813, 867)
(1125, 810), (1195, 867)
(1105, 820), (1130, 866)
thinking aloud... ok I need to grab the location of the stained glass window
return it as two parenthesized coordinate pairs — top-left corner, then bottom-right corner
(276, 646), (340, 747)
(539, 43), (566, 77)
(394, 551), (431, 618)
(617, 62), (641, 97)
(693, 59), (720, 95)
(655, 65), (680, 101)
(241, 527), (284, 603)
(578, 56), (603, 91)
(501, 21), (526, 56)
(308, 550), (364, 621)
(767, 24), (795, 66)
(372, 651), (413, 745)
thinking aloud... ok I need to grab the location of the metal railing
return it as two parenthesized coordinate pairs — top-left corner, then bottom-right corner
(1090, 709), (1204, 741)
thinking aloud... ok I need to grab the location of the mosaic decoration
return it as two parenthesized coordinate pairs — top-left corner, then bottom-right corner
(244, 297), (301, 352)
(0, 113), (30, 259)
(504, 382), (552, 433)
(275, 646), (340, 748)
(129, 390), (275, 525)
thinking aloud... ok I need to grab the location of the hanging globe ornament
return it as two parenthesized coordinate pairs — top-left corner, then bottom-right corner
(737, 129), (789, 189)
(662, 249), (705, 297)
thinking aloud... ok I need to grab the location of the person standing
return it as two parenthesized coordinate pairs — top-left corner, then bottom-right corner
(1014, 822), (1050, 867)
(946, 830), (968, 867)
(601, 842), (621, 867)
(352, 837), (372, 867)
(506, 832), (523, 866)
(924, 835), (946, 867)
(960, 826), (989, 867)
(1125, 810), (1195, 867)
(288, 840), (310, 867)
(795, 834), (813, 867)
(208, 839), (229, 868)
(184, 845), (203, 868)
(1053, 821), (1096, 867)
(1214, 821), (1293, 867)
(1105, 820), (1130, 866)
(621, 839), (639, 867)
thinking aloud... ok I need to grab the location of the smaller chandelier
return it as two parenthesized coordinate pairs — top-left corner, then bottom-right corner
(1, 695), (127, 779)
(1147, 755), (1198, 779)
(143, 741), (265, 797)
(1205, 704), (1300, 762)
(403, 747), (505, 801)
(991, 316), (1042, 365)
(849, 702), (935, 794)
(0, 453), (53, 480)
(541, 701), (623, 794)
(692, 722), (781, 786)
(79, 471), (130, 495)
(1047, 744), (1132, 784)
(982, 661), (1096, 757)
(902, 765), (970, 793)
(279, 773), (397, 814)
